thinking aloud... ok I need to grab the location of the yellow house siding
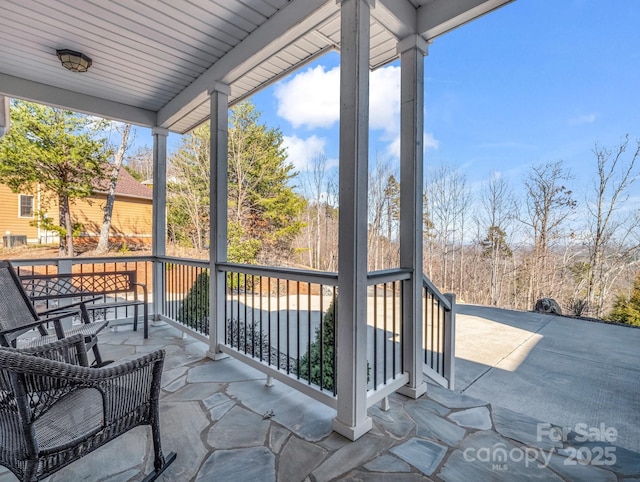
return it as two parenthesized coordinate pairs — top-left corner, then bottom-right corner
(0, 184), (57, 243)
(73, 194), (152, 241)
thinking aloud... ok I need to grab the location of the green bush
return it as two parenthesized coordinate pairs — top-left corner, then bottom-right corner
(177, 271), (210, 334)
(608, 274), (640, 326)
(297, 298), (337, 392)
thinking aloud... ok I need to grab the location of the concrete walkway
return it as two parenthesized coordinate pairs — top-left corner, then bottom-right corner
(1, 321), (637, 481)
(455, 304), (640, 455)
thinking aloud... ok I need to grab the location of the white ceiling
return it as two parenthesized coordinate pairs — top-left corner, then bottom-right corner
(0, 0), (512, 134)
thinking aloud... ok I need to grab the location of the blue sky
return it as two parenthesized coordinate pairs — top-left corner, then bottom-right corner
(159, 0), (640, 198)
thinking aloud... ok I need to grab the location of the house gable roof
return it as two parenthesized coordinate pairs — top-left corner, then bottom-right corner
(93, 168), (152, 201)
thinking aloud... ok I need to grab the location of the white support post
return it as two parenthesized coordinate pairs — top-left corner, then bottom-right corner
(0, 96), (9, 138)
(397, 35), (428, 400)
(207, 82), (230, 360)
(57, 259), (74, 331)
(332, 0), (374, 441)
(151, 127), (168, 326)
(444, 292), (456, 390)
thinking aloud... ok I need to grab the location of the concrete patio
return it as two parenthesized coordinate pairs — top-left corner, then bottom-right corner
(455, 304), (640, 455)
(2, 319), (638, 482)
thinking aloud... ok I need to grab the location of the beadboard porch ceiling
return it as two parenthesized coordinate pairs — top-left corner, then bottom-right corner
(0, 0), (512, 134)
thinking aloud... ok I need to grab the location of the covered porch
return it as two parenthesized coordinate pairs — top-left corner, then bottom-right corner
(0, 0), (500, 441)
(1, 321), (633, 481)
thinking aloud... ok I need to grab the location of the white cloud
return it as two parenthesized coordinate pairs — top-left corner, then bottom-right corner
(275, 66), (340, 129)
(276, 64), (435, 160)
(570, 113), (597, 125)
(282, 134), (328, 171)
(370, 66), (401, 136)
(424, 132), (439, 150)
(275, 64), (401, 133)
(386, 136), (401, 159)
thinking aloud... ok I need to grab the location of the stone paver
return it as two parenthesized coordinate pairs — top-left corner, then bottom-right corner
(406, 403), (466, 446)
(311, 434), (395, 482)
(196, 447), (275, 482)
(10, 323), (635, 482)
(391, 438), (448, 476)
(438, 431), (564, 481)
(364, 453), (412, 473)
(207, 405), (270, 448)
(492, 405), (563, 451)
(426, 383), (486, 409)
(277, 437), (327, 481)
(448, 406), (492, 430)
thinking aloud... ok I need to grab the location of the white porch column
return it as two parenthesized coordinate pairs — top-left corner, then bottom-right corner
(332, 0), (373, 441)
(207, 82), (230, 360)
(0, 96), (9, 138)
(151, 127), (168, 329)
(398, 35), (428, 399)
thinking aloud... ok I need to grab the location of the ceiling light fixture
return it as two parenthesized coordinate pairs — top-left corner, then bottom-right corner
(56, 49), (92, 73)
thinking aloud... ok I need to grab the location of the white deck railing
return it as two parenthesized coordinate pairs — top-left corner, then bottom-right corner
(10, 256), (456, 407)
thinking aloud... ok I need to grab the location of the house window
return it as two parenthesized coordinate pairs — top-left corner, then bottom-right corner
(19, 194), (34, 218)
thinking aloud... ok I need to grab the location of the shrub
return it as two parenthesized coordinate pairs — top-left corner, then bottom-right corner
(607, 274), (640, 326)
(177, 271), (210, 334)
(297, 298), (337, 392)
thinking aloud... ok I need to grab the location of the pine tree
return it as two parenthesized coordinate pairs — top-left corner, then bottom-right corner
(0, 100), (110, 256)
(297, 298), (337, 392)
(608, 274), (640, 326)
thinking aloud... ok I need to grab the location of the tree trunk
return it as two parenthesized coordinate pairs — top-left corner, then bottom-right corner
(96, 124), (131, 254)
(59, 195), (73, 257)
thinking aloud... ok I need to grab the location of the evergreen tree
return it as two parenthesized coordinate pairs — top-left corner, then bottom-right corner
(0, 100), (110, 256)
(297, 298), (337, 392)
(228, 101), (306, 264)
(608, 274), (640, 326)
(176, 270), (210, 333)
(167, 101), (305, 262)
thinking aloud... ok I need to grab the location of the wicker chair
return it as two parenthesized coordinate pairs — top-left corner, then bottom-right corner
(0, 261), (109, 366)
(0, 334), (176, 481)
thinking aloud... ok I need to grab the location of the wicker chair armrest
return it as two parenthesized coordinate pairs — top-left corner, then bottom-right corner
(0, 318), (51, 337)
(0, 306), (80, 338)
(17, 333), (90, 366)
(0, 349), (165, 422)
(0, 349), (163, 382)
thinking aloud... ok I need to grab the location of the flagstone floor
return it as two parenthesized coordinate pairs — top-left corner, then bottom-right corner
(2, 323), (639, 481)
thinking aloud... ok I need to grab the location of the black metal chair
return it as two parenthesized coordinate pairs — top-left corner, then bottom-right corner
(0, 261), (108, 366)
(0, 334), (176, 481)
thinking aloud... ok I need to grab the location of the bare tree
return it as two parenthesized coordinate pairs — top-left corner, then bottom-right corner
(367, 159), (397, 271)
(304, 152), (328, 269)
(167, 126), (210, 250)
(520, 160), (576, 307)
(584, 136), (640, 316)
(425, 165), (470, 292)
(125, 146), (153, 181)
(95, 123), (132, 254)
(479, 172), (517, 306)
(480, 172), (517, 306)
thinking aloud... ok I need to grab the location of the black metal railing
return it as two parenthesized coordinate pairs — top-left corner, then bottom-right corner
(219, 263), (339, 395)
(157, 257), (210, 336)
(367, 269), (410, 391)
